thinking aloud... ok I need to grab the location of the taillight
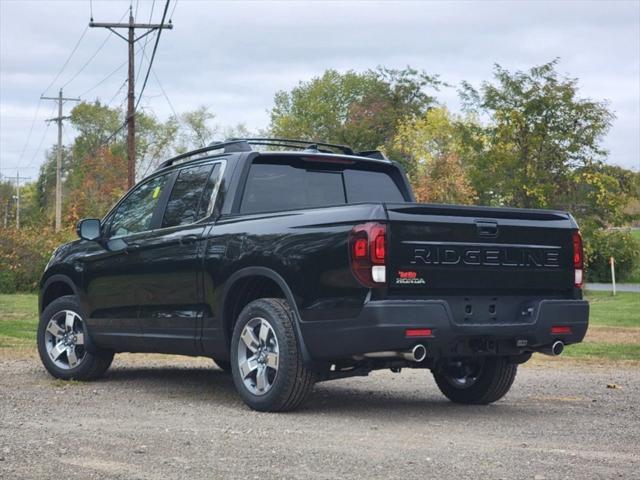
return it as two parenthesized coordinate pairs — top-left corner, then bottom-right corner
(349, 222), (386, 287)
(572, 230), (584, 288)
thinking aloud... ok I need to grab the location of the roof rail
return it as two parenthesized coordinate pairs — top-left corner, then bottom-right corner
(155, 137), (388, 171)
(234, 138), (355, 155)
(156, 140), (251, 170)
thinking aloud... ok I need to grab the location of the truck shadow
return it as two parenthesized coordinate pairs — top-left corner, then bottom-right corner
(96, 365), (540, 420)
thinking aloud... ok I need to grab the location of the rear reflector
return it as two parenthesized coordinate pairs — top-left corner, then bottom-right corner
(551, 326), (572, 335)
(405, 328), (433, 338)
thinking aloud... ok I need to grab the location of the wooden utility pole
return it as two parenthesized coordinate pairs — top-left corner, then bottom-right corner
(90, 6), (173, 188)
(9, 172), (31, 230)
(41, 89), (80, 231)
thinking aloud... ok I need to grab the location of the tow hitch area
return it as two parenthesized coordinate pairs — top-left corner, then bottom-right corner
(469, 338), (497, 354)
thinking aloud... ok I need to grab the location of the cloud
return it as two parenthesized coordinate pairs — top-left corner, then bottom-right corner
(1, 0), (638, 175)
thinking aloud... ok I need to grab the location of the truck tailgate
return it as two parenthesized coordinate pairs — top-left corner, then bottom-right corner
(385, 203), (576, 293)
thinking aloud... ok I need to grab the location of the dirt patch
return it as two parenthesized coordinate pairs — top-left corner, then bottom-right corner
(585, 326), (640, 344)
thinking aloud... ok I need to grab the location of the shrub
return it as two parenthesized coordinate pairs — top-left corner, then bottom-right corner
(583, 229), (640, 283)
(0, 227), (75, 293)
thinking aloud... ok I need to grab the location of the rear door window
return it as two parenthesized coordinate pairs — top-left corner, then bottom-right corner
(162, 163), (218, 228)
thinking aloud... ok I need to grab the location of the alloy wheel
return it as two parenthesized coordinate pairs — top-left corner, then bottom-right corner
(236, 317), (279, 395)
(44, 310), (86, 369)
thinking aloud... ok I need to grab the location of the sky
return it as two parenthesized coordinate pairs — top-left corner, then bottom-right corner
(1, 0), (639, 181)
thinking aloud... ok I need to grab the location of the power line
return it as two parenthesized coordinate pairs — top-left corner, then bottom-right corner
(25, 118), (53, 170)
(15, 99), (42, 169)
(41, 26), (89, 96)
(79, 59), (128, 98)
(90, 1), (173, 187)
(21, 103), (58, 170)
(106, 78), (129, 107)
(169, 0), (178, 20)
(134, 0), (171, 112)
(61, 8), (129, 90)
(135, 0), (156, 85)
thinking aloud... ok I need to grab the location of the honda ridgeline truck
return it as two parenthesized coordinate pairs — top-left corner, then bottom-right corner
(37, 138), (589, 411)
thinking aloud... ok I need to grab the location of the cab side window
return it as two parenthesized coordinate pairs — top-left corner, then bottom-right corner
(109, 174), (170, 237)
(162, 163), (221, 228)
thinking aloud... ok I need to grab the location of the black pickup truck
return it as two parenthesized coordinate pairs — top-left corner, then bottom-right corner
(37, 138), (589, 411)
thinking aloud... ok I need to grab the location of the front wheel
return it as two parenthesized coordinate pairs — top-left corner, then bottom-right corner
(230, 298), (316, 412)
(37, 295), (114, 381)
(432, 357), (517, 405)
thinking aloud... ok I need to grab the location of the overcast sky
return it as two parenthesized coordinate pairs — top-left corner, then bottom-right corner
(1, 0), (639, 179)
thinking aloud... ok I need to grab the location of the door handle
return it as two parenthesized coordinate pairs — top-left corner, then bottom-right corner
(179, 235), (199, 245)
(125, 242), (141, 253)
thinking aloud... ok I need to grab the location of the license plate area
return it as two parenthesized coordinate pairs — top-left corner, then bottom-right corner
(449, 296), (538, 326)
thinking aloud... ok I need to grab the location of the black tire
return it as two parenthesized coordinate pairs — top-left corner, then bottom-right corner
(212, 358), (231, 373)
(230, 298), (316, 412)
(433, 357), (517, 405)
(37, 295), (114, 381)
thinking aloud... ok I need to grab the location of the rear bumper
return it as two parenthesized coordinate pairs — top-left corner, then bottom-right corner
(300, 299), (589, 361)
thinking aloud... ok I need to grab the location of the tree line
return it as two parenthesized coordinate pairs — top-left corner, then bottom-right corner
(1, 59), (639, 290)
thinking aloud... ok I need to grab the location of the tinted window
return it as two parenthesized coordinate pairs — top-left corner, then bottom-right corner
(240, 164), (345, 214)
(110, 174), (170, 237)
(344, 169), (405, 203)
(162, 164), (215, 227)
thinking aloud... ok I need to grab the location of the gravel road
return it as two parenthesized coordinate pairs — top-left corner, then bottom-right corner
(1, 352), (638, 480)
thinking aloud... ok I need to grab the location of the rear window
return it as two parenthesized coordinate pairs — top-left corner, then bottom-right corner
(240, 160), (406, 214)
(344, 169), (406, 203)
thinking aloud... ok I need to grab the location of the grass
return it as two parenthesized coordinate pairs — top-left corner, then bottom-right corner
(564, 343), (640, 361)
(586, 291), (640, 328)
(0, 294), (38, 348)
(1, 291), (638, 361)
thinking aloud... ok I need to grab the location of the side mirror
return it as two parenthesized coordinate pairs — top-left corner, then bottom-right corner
(77, 218), (102, 241)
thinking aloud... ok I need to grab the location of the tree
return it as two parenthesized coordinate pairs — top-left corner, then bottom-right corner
(390, 107), (477, 204)
(460, 59), (615, 215)
(178, 106), (217, 151)
(269, 67), (441, 171)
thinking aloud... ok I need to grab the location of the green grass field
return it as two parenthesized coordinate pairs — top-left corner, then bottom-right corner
(1, 291), (638, 360)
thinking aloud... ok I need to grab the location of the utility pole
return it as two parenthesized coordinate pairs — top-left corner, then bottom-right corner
(9, 172), (31, 230)
(41, 89), (80, 232)
(90, 5), (173, 188)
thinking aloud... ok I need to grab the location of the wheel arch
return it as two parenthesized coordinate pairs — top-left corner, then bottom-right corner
(40, 275), (79, 313)
(220, 266), (312, 365)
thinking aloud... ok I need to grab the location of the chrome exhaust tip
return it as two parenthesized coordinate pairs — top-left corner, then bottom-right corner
(411, 344), (427, 362)
(539, 340), (564, 356)
(358, 344), (428, 363)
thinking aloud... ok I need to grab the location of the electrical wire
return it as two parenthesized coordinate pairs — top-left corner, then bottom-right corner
(24, 105), (58, 170)
(41, 26), (89, 96)
(60, 7), (128, 90)
(16, 99), (42, 167)
(106, 78), (129, 107)
(78, 59), (128, 99)
(135, 0), (156, 85)
(134, 0), (170, 112)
